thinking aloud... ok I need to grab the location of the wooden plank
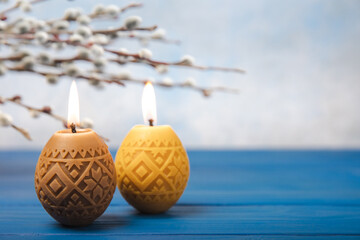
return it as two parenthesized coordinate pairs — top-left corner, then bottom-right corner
(1, 150), (359, 206)
(0, 205), (359, 237)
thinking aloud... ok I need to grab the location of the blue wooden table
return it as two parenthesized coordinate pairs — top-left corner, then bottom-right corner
(0, 150), (360, 239)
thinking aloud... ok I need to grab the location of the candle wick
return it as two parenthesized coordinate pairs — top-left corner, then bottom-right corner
(149, 119), (154, 127)
(70, 123), (77, 133)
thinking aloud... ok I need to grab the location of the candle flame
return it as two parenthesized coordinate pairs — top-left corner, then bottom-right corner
(142, 81), (157, 125)
(67, 80), (80, 128)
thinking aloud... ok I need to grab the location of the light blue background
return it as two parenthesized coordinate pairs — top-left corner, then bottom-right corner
(0, 0), (359, 149)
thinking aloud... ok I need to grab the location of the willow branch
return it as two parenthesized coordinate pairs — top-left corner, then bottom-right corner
(2, 95), (67, 126)
(10, 124), (32, 140)
(0, 0), (47, 19)
(106, 49), (246, 73)
(46, 2), (143, 24)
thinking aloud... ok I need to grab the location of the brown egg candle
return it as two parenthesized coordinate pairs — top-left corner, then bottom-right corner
(34, 81), (116, 226)
(115, 82), (190, 214)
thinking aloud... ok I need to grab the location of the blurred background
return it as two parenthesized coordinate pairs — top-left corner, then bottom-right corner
(0, 0), (359, 150)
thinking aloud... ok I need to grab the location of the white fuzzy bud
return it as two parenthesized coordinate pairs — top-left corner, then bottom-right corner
(124, 16), (142, 30)
(53, 20), (69, 32)
(184, 77), (196, 86)
(180, 55), (195, 66)
(93, 57), (107, 69)
(0, 64), (7, 76)
(64, 8), (81, 21)
(151, 28), (166, 39)
(69, 33), (84, 44)
(0, 112), (12, 127)
(20, 56), (35, 70)
(76, 14), (91, 25)
(117, 71), (131, 80)
(76, 26), (92, 38)
(63, 63), (80, 76)
(92, 4), (105, 15)
(89, 34), (109, 45)
(90, 44), (104, 56)
(77, 47), (90, 58)
(20, 1), (32, 12)
(35, 20), (46, 30)
(80, 118), (94, 128)
(138, 48), (152, 59)
(51, 42), (66, 50)
(36, 52), (52, 64)
(162, 77), (173, 86)
(119, 48), (128, 54)
(16, 20), (30, 34)
(29, 109), (40, 118)
(106, 5), (119, 17)
(155, 64), (168, 74)
(0, 21), (7, 32)
(46, 74), (58, 84)
(35, 31), (49, 44)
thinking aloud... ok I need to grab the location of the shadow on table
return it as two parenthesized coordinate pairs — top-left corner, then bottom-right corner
(51, 214), (130, 231)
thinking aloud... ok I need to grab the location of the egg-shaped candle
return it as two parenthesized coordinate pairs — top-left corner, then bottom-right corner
(34, 81), (116, 226)
(115, 82), (190, 214)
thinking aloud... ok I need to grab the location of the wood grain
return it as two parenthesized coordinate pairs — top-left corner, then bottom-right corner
(0, 150), (359, 239)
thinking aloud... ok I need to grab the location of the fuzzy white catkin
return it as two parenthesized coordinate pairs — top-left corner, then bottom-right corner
(53, 20), (69, 32)
(16, 21), (30, 34)
(124, 16), (142, 30)
(20, 1), (32, 12)
(90, 44), (104, 56)
(151, 29), (166, 39)
(181, 55), (195, 66)
(29, 109), (40, 118)
(162, 77), (173, 86)
(35, 31), (49, 44)
(46, 74), (58, 84)
(155, 64), (168, 74)
(20, 56), (35, 70)
(37, 52), (52, 64)
(69, 33), (84, 44)
(0, 64), (7, 76)
(80, 118), (94, 129)
(93, 57), (107, 69)
(138, 48), (152, 59)
(77, 47), (90, 59)
(92, 4), (105, 15)
(0, 21), (7, 32)
(106, 4), (119, 17)
(76, 15), (91, 25)
(64, 8), (81, 20)
(64, 64), (80, 77)
(76, 26), (92, 38)
(184, 77), (196, 86)
(117, 71), (131, 80)
(90, 34), (109, 45)
(0, 112), (12, 127)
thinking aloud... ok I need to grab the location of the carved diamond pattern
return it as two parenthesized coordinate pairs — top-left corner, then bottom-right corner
(47, 175), (65, 196)
(134, 162), (151, 182)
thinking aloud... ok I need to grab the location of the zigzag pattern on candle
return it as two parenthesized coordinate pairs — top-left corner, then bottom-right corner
(34, 147), (116, 225)
(116, 138), (190, 213)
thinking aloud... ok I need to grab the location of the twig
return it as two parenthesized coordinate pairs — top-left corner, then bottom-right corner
(10, 123), (32, 140)
(1, 95), (110, 141)
(5, 66), (238, 96)
(0, 0), (47, 19)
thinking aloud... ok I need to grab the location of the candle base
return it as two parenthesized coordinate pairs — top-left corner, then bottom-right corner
(35, 129), (116, 226)
(115, 125), (190, 214)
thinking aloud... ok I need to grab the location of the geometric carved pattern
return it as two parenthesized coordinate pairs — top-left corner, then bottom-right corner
(34, 130), (116, 226)
(115, 126), (190, 213)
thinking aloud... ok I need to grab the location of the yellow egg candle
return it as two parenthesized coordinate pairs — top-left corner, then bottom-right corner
(115, 82), (190, 214)
(34, 81), (116, 226)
